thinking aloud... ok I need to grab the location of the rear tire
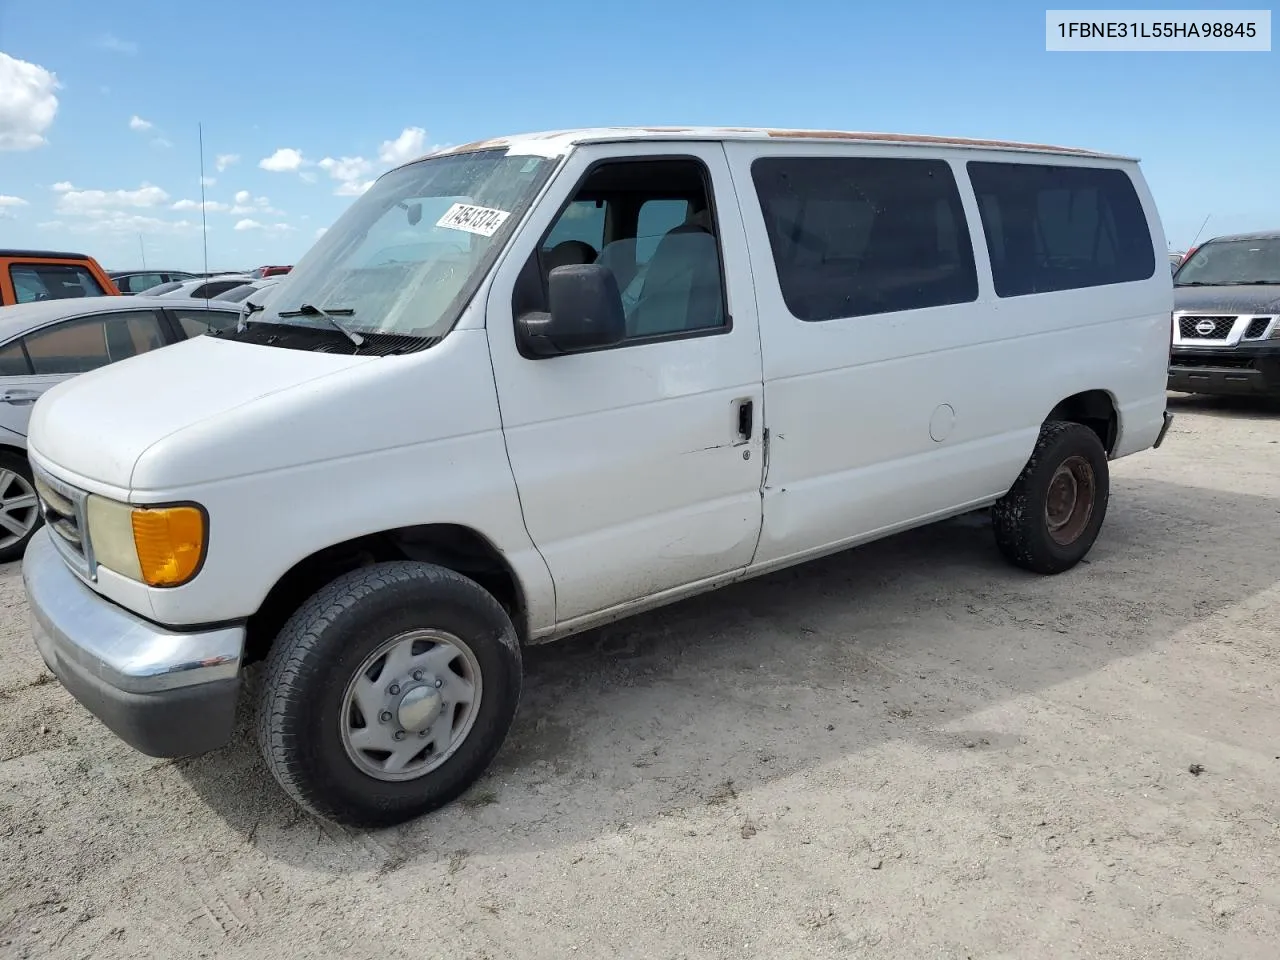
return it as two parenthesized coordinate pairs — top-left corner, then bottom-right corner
(992, 421), (1109, 575)
(0, 452), (43, 564)
(256, 561), (522, 828)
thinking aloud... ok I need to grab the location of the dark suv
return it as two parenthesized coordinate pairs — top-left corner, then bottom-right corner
(1169, 231), (1280, 398)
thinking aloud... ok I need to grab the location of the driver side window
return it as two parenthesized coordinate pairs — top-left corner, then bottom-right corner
(533, 158), (728, 343)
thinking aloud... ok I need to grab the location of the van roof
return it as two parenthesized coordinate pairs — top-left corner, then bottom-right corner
(424, 126), (1134, 164)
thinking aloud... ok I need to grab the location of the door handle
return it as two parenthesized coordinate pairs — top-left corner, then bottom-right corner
(735, 398), (754, 443)
(1, 390), (39, 405)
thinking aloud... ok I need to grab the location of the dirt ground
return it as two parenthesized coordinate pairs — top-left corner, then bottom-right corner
(2, 393), (1278, 960)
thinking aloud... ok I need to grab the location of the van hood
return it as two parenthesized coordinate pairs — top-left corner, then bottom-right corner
(29, 335), (370, 490)
(1173, 284), (1280, 314)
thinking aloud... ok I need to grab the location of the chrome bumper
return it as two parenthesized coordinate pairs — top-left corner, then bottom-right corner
(23, 527), (244, 757)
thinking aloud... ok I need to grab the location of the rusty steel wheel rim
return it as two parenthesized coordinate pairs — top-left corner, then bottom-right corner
(1044, 455), (1096, 546)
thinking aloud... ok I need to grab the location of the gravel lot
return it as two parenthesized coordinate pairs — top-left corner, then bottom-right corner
(2, 394), (1278, 960)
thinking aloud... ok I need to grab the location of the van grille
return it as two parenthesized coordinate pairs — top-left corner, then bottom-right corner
(1178, 316), (1236, 339)
(31, 465), (95, 579)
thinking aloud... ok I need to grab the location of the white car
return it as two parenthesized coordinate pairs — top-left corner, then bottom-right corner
(23, 126), (1174, 827)
(146, 274), (256, 300)
(211, 276), (285, 304)
(0, 295), (241, 560)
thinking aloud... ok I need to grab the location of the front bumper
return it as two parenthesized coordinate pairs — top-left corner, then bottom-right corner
(1169, 341), (1280, 397)
(23, 527), (244, 758)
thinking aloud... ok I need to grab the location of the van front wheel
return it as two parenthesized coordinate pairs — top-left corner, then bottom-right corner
(992, 421), (1110, 575)
(256, 561), (522, 827)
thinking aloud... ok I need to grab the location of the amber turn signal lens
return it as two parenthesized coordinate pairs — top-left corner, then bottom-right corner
(131, 506), (205, 587)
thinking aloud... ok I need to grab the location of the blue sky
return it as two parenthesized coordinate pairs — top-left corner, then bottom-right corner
(0, 0), (1276, 270)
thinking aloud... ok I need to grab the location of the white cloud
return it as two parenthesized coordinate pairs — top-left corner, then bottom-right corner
(319, 155), (377, 196)
(378, 127), (427, 166)
(171, 199), (230, 213)
(319, 155), (372, 182)
(0, 53), (59, 151)
(0, 195), (28, 208)
(56, 183), (170, 215)
(314, 227), (328, 238)
(51, 181), (74, 193)
(200, 175), (216, 187)
(96, 34), (138, 55)
(259, 147), (305, 172)
(335, 179), (374, 197)
(151, 137), (172, 148)
(299, 171), (318, 184)
(235, 219), (293, 234)
(129, 114), (152, 131)
(215, 153), (240, 172)
(229, 192), (282, 216)
(65, 214), (199, 236)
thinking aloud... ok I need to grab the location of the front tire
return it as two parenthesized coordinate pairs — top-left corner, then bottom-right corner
(256, 561), (522, 827)
(992, 421), (1110, 575)
(0, 452), (43, 564)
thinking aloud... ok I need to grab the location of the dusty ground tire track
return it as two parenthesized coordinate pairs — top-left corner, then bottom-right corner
(1, 394), (1279, 959)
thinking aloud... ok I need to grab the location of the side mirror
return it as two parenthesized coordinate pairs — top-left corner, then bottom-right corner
(406, 202), (422, 226)
(517, 264), (626, 356)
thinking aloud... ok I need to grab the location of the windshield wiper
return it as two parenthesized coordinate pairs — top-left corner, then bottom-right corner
(1175, 281), (1216, 286)
(279, 303), (365, 347)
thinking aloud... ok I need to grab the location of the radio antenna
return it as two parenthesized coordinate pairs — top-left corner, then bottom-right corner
(1188, 214), (1211, 250)
(198, 122), (210, 284)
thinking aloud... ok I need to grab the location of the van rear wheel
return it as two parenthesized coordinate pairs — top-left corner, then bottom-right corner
(992, 420), (1109, 574)
(255, 561), (522, 827)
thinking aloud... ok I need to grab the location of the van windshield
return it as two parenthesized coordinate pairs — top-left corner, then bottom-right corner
(258, 149), (557, 338)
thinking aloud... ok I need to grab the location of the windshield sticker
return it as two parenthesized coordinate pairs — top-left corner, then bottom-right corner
(435, 203), (511, 237)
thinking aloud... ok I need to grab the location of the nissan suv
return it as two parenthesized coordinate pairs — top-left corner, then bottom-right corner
(1169, 231), (1280, 398)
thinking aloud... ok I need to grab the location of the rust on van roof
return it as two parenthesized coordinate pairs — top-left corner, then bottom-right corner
(403, 126), (1130, 168)
(763, 128), (1111, 156)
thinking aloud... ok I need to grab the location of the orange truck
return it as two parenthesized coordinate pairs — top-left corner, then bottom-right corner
(0, 249), (120, 306)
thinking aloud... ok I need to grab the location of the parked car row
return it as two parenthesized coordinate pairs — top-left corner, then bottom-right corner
(0, 254), (293, 305)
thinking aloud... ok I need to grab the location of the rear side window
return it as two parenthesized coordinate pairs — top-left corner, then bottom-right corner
(171, 308), (238, 337)
(967, 162), (1155, 297)
(0, 341), (32, 376)
(190, 280), (245, 299)
(9, 263), (106, 303)
(120, 273), (165, 293)
(21, 311), (167, 375)
(751, 157), (979, 322)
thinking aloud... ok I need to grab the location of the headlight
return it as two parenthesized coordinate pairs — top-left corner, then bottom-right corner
(85, 495), (207, 587)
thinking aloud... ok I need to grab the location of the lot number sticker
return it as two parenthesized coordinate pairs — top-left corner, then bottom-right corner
(436, 203), (511, 237)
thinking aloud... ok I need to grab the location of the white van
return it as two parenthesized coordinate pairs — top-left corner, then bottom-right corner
(22, 127), (1174, 826)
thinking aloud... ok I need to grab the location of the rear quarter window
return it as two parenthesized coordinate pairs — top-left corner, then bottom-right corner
(966, 161), (1155, 297)
(751, 156), (979, 322)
